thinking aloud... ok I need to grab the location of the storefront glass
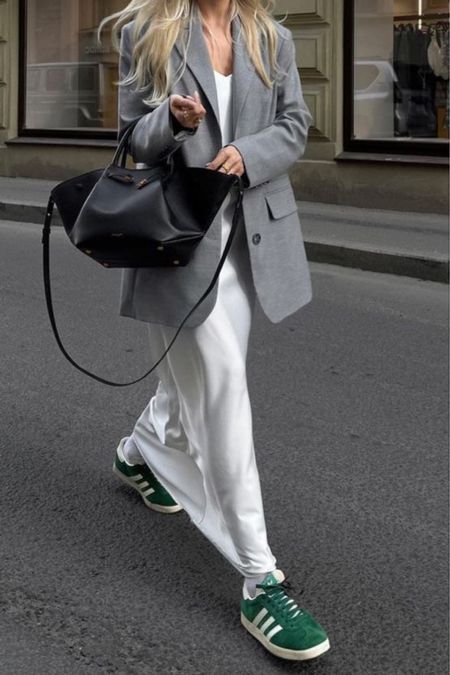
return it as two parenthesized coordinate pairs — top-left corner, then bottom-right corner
(353, 0), (449, 142)
(23, 0), (123, 132)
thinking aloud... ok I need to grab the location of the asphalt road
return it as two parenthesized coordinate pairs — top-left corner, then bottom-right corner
(1, 220), (448, 675)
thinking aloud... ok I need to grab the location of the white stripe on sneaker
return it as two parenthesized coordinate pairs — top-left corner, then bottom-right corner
(259, 616), (275, 633)
(131, 474), (144, 481)
(266, 624), (283, 641)
(137, 481), (149, 489)
(142, 487), (155, 497)
(252, 608), (268, 627)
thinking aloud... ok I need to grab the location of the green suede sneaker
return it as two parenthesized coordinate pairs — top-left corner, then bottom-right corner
(112, 437), (183, 514)
(241, 569), (330, 661)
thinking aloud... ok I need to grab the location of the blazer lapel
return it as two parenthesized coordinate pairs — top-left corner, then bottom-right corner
(174, 10), (256, 140)
(230, 15), (256, 138)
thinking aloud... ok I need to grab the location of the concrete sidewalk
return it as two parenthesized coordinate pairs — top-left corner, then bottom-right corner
(0, 175), (448, 283)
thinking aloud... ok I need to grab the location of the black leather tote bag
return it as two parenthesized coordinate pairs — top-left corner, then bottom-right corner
(42, 118), (245, 388)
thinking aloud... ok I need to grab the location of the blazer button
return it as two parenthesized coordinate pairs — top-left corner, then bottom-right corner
(252, 233), (261, 245)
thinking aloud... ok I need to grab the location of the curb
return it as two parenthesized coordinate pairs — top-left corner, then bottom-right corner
(1, 199), (448, 284)
(305, 242), (448, 284)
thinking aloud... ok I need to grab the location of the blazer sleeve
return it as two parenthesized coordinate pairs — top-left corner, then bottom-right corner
(117, 22), (199, 165)
(228, 30), (313, 189)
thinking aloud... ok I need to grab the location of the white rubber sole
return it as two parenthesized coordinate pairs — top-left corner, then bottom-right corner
(112, 462), (183, 514)
(241, 612), (330, 661)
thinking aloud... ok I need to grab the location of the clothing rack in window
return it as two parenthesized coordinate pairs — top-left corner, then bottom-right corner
(394, 13), (449, 22)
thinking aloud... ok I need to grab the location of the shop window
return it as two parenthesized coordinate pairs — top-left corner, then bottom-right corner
(347, 0), (449, 156)
(20, 0), (123, 135)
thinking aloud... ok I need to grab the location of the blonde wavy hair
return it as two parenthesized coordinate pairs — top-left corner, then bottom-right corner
(98, 0), (287, 107)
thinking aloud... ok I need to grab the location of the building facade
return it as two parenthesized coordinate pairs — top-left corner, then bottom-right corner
(0, 0), (448, 213)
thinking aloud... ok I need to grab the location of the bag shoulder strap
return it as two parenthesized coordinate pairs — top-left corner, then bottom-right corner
(41, 187), (244, 388)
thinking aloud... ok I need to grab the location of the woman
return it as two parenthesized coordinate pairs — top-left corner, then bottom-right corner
(100, 0), (330, 661)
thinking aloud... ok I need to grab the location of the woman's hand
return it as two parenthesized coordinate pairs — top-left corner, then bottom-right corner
(169, 91), (206, 130)
(206, 145), (245, 177)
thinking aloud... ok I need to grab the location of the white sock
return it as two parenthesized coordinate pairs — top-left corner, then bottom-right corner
(243, 570), (275, 599)
(122, 436), (144, 465)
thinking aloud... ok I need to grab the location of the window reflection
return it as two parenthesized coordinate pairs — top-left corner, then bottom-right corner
(354, 0), (449, 142)
(24, 0), (123, 131)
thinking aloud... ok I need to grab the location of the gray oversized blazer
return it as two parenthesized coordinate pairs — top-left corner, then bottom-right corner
(117, 8), (314, 328)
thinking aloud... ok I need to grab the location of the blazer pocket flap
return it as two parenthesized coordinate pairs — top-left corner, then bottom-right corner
(265, 188), (299, 219)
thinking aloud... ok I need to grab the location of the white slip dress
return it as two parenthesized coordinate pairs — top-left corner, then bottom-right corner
(122, 70), (277, 578)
